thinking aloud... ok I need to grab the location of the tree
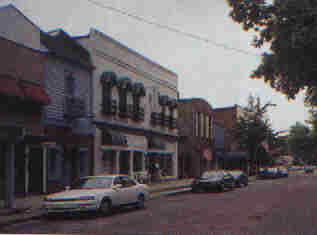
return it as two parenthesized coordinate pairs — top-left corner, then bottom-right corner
(231, 95), (276, 175)
(226, 0), (317, 106)
(288, 122), (315, 164)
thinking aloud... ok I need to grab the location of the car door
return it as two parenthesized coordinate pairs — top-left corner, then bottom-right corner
(120, 176), (139, 204)
(112, 176), (123, 206)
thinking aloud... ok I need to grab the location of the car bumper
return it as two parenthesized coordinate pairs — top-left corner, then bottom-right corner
(43, 201), (98, 214)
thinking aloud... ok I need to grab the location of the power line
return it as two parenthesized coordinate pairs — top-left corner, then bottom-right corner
(86, 0), (261, 57)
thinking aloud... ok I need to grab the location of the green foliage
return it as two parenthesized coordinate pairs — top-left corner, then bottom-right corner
(226, 0), (317, 106)
(231, 95), (276, 163)
(288, 122), (314, 162)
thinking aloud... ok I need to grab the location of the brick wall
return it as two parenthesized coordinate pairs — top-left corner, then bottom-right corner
(0, 37), (44, 84)
(177, 98), (214, 177)
(213, 106), (238, 151)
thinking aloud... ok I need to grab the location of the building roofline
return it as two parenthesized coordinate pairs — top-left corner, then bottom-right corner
(75, 28), (178, 78)
(0, 34), (48, 54)
(178, 97), (213, 107)
(213, 104), (240, 111)
(1, 4), (45, 34)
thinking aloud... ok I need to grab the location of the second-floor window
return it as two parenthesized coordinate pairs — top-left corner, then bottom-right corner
(200, 112), (204, 137)
(65, 74), (75, 97)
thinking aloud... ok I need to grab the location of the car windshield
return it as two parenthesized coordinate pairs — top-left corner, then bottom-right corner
(201, 172), (220, 179)
(71, 177), (113, 189)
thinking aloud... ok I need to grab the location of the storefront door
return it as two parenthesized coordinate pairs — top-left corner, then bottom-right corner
(119, 151), (130, 174)
(15, 144), (25, 196)
(28, 147), (43, 194)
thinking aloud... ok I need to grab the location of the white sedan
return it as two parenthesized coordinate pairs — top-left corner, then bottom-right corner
(43, 174), (150, 216)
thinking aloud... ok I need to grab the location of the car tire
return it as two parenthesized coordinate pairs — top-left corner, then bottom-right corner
(218, 184), (224, 192)
(99, 198), (112, 216)
(136, 194), (145, 209)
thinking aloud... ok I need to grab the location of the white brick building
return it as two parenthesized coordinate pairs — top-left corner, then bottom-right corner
(76, 29), (179, 178)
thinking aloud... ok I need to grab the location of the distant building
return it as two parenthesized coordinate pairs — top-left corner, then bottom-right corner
(177, 98), (214, 178)
(213, 105), (249, 172)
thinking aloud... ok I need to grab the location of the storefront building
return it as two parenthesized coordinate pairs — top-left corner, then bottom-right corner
(76, 29), (179, 178)
(177, 98), (214, 178)
(0, 36), (51, 208)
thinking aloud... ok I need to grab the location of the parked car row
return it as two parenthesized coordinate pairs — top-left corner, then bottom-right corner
(43, 174), (150, 217)
(258, 167), (289, 179)
(191, 170), (248, 193)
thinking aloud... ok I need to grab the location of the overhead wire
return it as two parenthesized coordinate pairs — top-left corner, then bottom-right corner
(86, 0), (262, 57)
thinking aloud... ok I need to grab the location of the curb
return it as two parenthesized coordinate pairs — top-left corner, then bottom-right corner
(149, 183), (192, 194)
(151, 187), (192, 199)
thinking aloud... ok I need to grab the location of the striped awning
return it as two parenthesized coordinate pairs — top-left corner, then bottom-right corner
(133, 82), (146, 96)
(100, 71), (118, 86)
(118, 76), (133, 90)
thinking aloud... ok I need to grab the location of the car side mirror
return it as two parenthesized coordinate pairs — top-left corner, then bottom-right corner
(65, 186), (70, 191)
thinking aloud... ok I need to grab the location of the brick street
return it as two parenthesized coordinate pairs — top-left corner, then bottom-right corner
(2, 174), (317, 234)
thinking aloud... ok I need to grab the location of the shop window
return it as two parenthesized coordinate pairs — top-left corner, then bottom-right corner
(119, 90), (128, 115)
(48, 148), (58, 179)
(133, 152), (143, 172)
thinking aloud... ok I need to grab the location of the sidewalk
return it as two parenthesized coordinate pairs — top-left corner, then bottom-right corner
(0, 178), (194, 229)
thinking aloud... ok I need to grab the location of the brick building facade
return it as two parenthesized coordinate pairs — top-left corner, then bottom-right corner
(177, 98), (214, 178)
(213, 105), (249, 172)
(0, 36), (51, 208)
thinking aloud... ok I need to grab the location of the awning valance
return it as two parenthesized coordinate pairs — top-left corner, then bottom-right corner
(100, 71), (118, 86)
(133, 82), (146, 96)
(159, 94), (169, 106)
(21, 82), (51, 105)
(118, 76), (133, 90)
(167, 98), (177, 108)
(102, 130), (128, 146)
(0, 76), (24, 99)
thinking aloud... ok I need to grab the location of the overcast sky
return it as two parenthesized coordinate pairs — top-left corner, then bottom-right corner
(3, 0), (310, 131)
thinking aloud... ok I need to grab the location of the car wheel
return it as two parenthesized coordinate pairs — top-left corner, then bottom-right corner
(136, 194), (145, 209)
(191, 186), (200, 193)
(99, 198), (112, 216)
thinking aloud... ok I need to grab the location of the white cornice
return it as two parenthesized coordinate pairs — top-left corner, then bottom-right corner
(93, 48), (178, 93)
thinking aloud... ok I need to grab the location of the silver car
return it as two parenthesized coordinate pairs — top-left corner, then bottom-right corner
(43, 174), (150, 216)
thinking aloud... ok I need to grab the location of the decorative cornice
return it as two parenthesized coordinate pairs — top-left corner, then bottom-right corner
(93, 119), (178, 139)
(93, 48), (178, 92)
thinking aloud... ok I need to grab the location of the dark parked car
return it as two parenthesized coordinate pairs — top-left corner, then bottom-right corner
(191, 171), (225, 192)
(228, 170), (248, 187)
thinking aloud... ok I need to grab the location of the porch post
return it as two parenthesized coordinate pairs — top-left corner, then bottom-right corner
(115, 151), (120, 174)
(25, 145), (29, 195)
(141, 152), (146, 171)
(43, 146), (47, 194)
(5, 144), (15, 208)
(129, 151), (133, 176)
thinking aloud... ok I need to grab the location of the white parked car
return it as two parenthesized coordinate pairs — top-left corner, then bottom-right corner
(43, 174), (150, 216)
